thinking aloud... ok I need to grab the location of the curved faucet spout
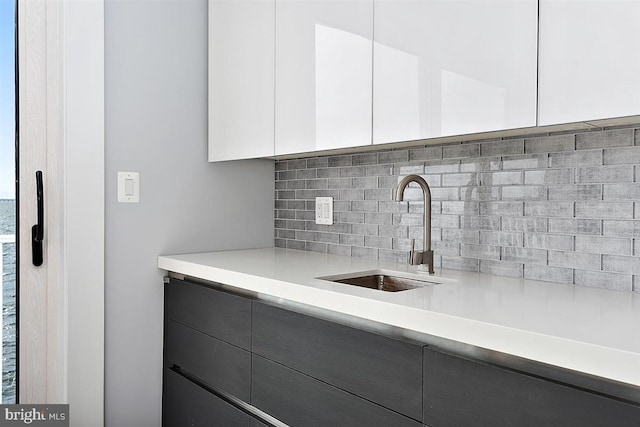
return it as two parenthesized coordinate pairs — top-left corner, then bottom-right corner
(395, 174), (434, 274)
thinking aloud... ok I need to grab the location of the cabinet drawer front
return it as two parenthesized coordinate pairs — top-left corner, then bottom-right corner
(252, 302), (423, 421)
(163, 369), (249, 427)
(165, 320), (250, 402)
(423, 348), (640, 427)
(165, 278), (251, 350)
(252, 355), (421, 427)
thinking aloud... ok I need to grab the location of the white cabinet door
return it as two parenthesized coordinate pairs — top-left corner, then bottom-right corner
(275, 0), (373, 155)
(208, 0), (275, 161)
(539, 1), (640, 126)
(373, 0), (537, 144)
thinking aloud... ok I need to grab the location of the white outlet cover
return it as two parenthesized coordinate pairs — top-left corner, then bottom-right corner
(118, 171), (140, 203)
(315, 197), (333, 225)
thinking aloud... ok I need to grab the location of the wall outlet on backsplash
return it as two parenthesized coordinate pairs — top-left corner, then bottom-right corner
(315, 197), (333, 225)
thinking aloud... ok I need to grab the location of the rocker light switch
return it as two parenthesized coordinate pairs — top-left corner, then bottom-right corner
(315, 197), (333, 225)
(118, 172), (140, 203)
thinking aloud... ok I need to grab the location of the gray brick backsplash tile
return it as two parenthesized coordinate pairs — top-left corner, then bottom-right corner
(317, 167), (341, 178)
(575, 202), (634, 219)
(287, 159), (307, 170)
(480, 202), (523, 216)
(352, 153), (378, 166)
(339, 189), (364, 201)
(442, 228), (480, 244)
(602, 255), (640, 275)
(503, 247), (546, 264)
(432, 187), (461, 201)
(393, 213), (424, 226)
(441, 256), (479, 272)
(603, 220), (640, 238)
(442, 201), (480, 215)
(480, 260), (524, 278)
(379, 225), (408, 238)
(525, 134), (574, 154)
(365, 164), (394, 176)
(524, 233), (573, 251)
(409, 146), (442, 161)
(501, 217), (547, 232)
(548, 184), (602, 201)
(603, 183), (640, 200)
(502, 154), (547, 170)
(443, 143), (479, 159)
(351, 223), (379, 236)
(460, 157), (502, 172)
(432, 241), (461, 257)
(549, 150), (602, 168)
(298, 169), (317, 180)
(524, 265), (573, 284)
(461, 244), (500, 260)
(328, 155), (352, 167)
(574, 270), (632, 291)
(635, 276), (640, 292)
(577, 128), (633, 150)
(524, 201), (573, 217)
(480, 171), (522, 186)
(365, 235), (393, 249)
(548, 250), (600, 270)
(424, 159), (460, 174)
(603, 146), (640, 165)
(364, 188), (392, 201)
(394, 163), (425, 175)
(574, 235), (632, 255)
(287, 240), (306, 250)
(379, 249), (408, 263)
(339, 166), (365, 177)
(502, 186), (546, 201)
(364, 212), (392, 225)
(480, 231), (523, 247)
(524, 169), (573, 185)
(339, 212), (364, 224)
(327, 244), (351, 257)
(274, 125), (640, 290)
(327, 178), (353, 189)
(307, 157), (328, 168)
(548, 218), (600, 235)
(480, 139), (524, 157)
(576, 166), (634, 183)
(432, 215), (461, 229)
(351, 246), (378, 260)
(461, 216), (501, 231)
(377, 149), (408, 164)
(442, 173), (477, 187)
(461, 186), (501, 201)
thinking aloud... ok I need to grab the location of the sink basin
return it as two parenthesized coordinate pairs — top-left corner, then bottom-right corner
(317, 270), (439, 292)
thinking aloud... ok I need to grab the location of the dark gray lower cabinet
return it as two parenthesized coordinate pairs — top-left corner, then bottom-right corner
(252, 301), (423, 421)
(423, 347), (640, 427)
(163, 369), (249, 426)
(251, 355), (421, 427)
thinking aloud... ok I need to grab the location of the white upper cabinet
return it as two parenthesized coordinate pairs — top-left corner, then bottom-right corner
(373, 0), (538, 144)
(274, 0), (373, 156)
(539, 1), (640, 126)
(208, 0), (275, 161)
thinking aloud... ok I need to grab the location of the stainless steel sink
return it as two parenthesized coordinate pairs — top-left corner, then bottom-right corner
(317, 270), (440, 292)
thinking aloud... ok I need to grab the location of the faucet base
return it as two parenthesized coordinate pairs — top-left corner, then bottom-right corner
(408, 250), (434, 274)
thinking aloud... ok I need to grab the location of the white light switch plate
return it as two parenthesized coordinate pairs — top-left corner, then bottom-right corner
(118, 171), (140, 203)
(315, 197), (333, 225)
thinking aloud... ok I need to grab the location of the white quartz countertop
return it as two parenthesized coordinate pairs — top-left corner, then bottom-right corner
(158, 247), (640, 388)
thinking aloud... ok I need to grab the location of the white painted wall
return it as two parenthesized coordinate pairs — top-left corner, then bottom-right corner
(104, 0), (274, 425)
